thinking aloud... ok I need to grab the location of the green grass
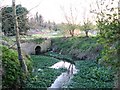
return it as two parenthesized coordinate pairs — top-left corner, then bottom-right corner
(2, 35), (15, 45)
(53, 37), (102, 59)
(53, 37), (97, 50)
(28, 38), (44, 44)
(68, 60), (115, 88)
(25, 55), (66, 88)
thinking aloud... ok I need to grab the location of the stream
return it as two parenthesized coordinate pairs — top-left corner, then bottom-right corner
(48, 61), (78, 89)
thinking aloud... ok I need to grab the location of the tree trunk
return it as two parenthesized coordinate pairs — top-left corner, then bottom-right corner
(12, 0), (28, 88)
(114, 72), (120, 89)
(116, 40), (120, 89)
(85, 30), (89, 37)
(69, 29), (74, 37)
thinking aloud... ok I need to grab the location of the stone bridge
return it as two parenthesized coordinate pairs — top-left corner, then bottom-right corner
(21, 38), (51, 55)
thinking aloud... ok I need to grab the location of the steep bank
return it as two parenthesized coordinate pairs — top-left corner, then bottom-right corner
(51, 36), (103, 61)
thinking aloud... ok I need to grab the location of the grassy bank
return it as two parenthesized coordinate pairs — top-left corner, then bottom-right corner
(52, 36), (102, 60)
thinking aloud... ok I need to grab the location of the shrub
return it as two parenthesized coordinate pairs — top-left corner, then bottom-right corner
(1, 45), (32, 89)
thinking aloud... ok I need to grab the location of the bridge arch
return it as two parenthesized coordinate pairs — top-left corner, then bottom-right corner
(35, 46), (41, 55)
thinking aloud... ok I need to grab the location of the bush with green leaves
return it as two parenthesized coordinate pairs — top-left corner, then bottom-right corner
(91, 0), (120, 70)
(1, 45), (32, 88)
(2, 45), (21, 88)
(1, 4), (29, 36)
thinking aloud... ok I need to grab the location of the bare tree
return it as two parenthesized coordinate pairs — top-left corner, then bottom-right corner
(82, 19), (92, 37)
(81, 2), (95, 37)
(60, 5), (78, 37)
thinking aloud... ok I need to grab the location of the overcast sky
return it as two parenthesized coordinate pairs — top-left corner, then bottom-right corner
(0, 0), (119, 24)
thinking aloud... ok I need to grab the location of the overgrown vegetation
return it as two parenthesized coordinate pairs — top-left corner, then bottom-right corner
(2, 45), (21, 88)
(52, 36), (102, 60)
(1, 32), (117, 88)
(1, 45), (32, 89)
(50, 36), (116, 88)
(95, 0), (120, 87)
(1, 0), (119, 88)
(25, 55), (66, 88)
(68, 60), (115, 88)
(95, 0), (120, 70)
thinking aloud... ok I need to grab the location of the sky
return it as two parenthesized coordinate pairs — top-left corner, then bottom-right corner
(0, 0), (119, 24)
